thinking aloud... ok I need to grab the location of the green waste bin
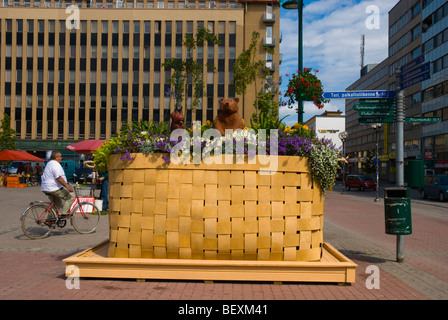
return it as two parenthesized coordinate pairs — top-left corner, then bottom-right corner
(384, 188), (412, 235)
(404, 160), (424, 188)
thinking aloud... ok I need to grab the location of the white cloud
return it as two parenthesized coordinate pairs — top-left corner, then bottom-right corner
(279, 0), (399, 122)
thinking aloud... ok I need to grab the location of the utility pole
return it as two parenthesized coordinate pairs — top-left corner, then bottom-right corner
(395, 69), (405, 262)
(371, 123), (381, 202)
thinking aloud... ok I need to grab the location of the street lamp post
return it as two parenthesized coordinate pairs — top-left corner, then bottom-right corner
(338, 131), (348, 194)
(282, 0), (304, 123)
(371, 123), (382, 202)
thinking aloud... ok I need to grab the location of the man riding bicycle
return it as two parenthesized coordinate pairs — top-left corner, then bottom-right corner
(41, 151), (75, 217)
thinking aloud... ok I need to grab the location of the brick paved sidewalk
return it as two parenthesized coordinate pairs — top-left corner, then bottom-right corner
(0, 185), (447, 301)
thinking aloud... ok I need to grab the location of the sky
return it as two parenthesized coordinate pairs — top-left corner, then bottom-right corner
(278, 0), (400, 126)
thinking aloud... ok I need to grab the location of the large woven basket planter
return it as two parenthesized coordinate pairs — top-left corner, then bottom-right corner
(107, 153), (325, 262)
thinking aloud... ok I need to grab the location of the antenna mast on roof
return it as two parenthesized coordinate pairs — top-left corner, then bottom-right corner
(360, 34), (365, 70)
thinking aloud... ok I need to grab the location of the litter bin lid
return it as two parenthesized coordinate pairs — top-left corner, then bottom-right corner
(384, 187), (408, 198)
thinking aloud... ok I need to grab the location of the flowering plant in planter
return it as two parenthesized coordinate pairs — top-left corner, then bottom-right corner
(93, 118), (341, 193)
(283, 68), (329, 109)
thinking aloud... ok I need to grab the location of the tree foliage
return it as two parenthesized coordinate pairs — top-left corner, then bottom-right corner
(0, 113), (16, 151)
(163, 27), (220, 122)
(231, 31), (265, 96)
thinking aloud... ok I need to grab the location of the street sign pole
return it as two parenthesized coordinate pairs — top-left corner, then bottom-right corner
(395, 69), (405, 263)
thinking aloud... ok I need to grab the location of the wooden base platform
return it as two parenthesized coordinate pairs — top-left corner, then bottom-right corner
(63, 241), (357, 284)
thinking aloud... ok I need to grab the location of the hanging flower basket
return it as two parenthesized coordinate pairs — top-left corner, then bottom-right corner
(283, 68), (329, 109)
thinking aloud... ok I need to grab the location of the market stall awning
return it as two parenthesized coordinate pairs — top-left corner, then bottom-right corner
(0, 150), (45, 162)
(65, 140), (107, 156)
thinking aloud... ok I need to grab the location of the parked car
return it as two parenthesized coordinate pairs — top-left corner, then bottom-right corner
(345, 174), (376, 191)
(420, 175), (448, 202)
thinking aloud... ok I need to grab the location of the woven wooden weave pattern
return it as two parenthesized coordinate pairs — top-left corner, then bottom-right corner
(107, 154), (324, 261)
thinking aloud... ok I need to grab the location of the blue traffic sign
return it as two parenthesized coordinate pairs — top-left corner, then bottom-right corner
(401, 54), (425, 73)
(401, 71), (431, 90)
(322, 91), (396, 99)
(401, 62), (430, 82)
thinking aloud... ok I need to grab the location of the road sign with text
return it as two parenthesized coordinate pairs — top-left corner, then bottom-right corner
(359, 98), (395, 105)
(405, 117), (441, 123)
(359, 117), (395, 123)
(401, 71), (431, 89)
(353, 104), (395, 111)
(401, 54), (425, 74)
(322, 90), (396, 99)
(359, 110), (395, 117)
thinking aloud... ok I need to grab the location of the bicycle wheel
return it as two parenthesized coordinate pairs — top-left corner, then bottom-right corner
(70, 202), (100, 234)
(21, 204), (57, 239)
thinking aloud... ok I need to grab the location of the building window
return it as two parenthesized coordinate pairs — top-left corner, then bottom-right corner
(101, 71), (108, 83)
(186, 21), (193, 34)
(28, 20), (34, 32)
(154, 71), (160, 84)
(111, 71), (118, 83)
(27, 46), (33, 58)
(38, 20), (45, 32)
(6, 19), (12, 32)
(79, 71), (86, 83)
(144, 21), (151, 33)
(70, 45), (76, 58)
(48, 45), (54, 58)
(144, 46), (150, 58)
(38, 71), (44, 82)
(91, 45), (97, 58)
(91, 21), (98, 33)
(17, 20), (23, 32)
(81, 45), (87, 58)
(81, 20), (87, 33)
(60, 45), (65, 57)
(90, 71), (97, 83)
(122, 46), (129, 58)
(17, 70), (23, 82)
(102, 21), (108, 33)
(411, 24), (420, 41)
(5, 70), (11, 83)
(5, 45), (12, 57)
(134, 21), (140, 33)
(112, 21), (119, 33)
(411, 2), (421, 19)
(102, 46), (108, 58)
(155, 21), (161, 34)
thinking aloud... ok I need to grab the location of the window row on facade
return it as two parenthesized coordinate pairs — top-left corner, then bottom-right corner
(3, 18), (236, 34)
(1, 0), (243, 10)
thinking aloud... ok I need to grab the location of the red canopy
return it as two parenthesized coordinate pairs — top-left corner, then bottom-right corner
(0, 150), (45, 162)
(65, 140), (107, 156)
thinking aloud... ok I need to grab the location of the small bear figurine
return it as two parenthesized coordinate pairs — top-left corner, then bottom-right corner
(170, 109), (185, 132)
(212, 98), (244, 136)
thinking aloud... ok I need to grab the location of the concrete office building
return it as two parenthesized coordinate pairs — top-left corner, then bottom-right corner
(345, 58), (390, 179)
(0, 0), (281, 153)
(344, 0), (448, 180)
(420, 0), (448, 173)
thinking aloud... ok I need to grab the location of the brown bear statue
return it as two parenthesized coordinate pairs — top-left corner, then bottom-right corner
(212, 98), (244, 136)
(170, 109), (185, 132)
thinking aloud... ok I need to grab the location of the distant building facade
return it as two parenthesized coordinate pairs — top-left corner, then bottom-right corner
(344, 0), (448, 180)
(304, 110), (345, 151)
(0, 0), (281, 155)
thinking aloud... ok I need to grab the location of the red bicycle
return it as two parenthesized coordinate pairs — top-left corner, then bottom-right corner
(20, 185), (100, 239)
